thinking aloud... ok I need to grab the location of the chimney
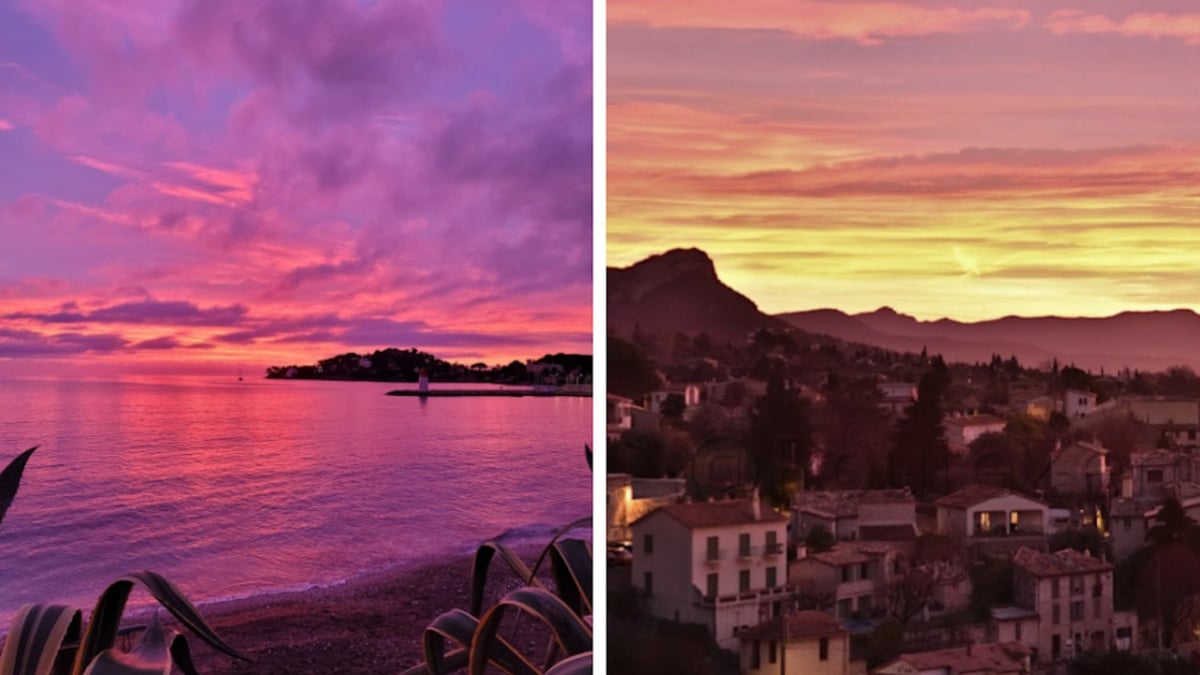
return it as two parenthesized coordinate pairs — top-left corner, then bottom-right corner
(752, 487), (761, 521)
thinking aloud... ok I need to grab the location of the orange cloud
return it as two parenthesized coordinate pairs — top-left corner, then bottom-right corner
(609, 0), (1030, 43)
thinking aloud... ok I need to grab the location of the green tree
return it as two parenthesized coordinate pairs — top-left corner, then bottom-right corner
(749, 376), (812, 505)
(609, 334), (661, 402)
(890, 357), (950, 498)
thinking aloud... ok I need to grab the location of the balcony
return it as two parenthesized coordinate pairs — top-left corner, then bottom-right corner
(737, 546), (759, 560)
(703, 549), (727, 566)
(763, 542), (784, 557)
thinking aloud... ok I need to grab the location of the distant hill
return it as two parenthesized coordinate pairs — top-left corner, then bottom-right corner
(779, 306), (1200, 373)
(607, 248), (788, 341)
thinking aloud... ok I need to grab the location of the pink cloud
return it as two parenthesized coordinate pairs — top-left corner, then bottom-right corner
(1046, 10), (1200, 44)
(609, 0), (1030, 44)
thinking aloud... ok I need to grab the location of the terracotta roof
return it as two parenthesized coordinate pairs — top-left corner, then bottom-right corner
(936, 484), (1046, 509)
(1063, 440), (1108, 456)
(806, 541), (898, 567)
(633, 499), (788, 529)
(1013, 546), (1113, 577)
(881, 641), (1030, 674)
(808, 547), (872, 567)
(738, 610), (844, 642)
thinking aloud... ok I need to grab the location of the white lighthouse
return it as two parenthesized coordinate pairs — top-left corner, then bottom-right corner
(418, 367), (429, 393)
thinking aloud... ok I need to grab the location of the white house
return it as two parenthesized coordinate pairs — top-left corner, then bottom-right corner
(738, 610), (865, 675)
(1011, 547), (1137, 666)
(630, 495), (791, 649)
(943, 414), (1007, 456)
(787, 542), (902, 621)
(936, 485), (1049, 556)
(1064, 388), (1098, 419)
(793, 489), (917, 543)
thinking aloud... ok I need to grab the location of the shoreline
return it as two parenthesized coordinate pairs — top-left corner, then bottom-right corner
(180, 541), (560, 674)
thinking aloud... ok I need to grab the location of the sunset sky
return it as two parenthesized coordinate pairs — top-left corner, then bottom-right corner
(608, 0), (1200, 321)
(0, 0), (591, 377)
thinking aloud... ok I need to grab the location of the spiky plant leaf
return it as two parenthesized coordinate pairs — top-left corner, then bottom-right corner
(543, 652), (591, 675)
(0, 603), (80, 675)
(527, 517), (591, 585)
(168, 634), (200, 675)
(0, 447), (36, 530)
(469, 542), (544, 617)
(548, 539), (592, 618)
(72, 571), (246, 675)
(468, 588), (592, 675)
(80, 614), (170, 675)
(414, 609), (532, 675)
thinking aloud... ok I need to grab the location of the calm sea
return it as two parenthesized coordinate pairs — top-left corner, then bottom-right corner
(0, 377), (591, 627)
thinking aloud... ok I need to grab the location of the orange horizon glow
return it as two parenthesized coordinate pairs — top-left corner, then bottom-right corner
(608, 1), (1200, 321)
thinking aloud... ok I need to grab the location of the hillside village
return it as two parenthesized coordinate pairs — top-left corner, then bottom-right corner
(607, 253), (1200, 675)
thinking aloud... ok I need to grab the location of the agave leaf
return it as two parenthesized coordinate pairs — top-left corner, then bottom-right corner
(543, 652), (591, 675)
(72, 571), (246, 675)
(527, 517), (592, 585)
(0, 446), (36, 530)
(417, 609), (531, 675)
(0, 603), (80, 675)
(468, 588), (592, 675)
(80, 614), (170, 675)
(167, 634), (200, 675)
(548, 539), (592, 618)
(469, 542), (544, 617)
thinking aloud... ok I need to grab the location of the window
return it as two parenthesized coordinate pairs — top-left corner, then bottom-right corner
(1094, 597), (1102, 619)
(739, 533), (751, 557)
(707, 573), (719, 598)
(1124, 518), (1132, 531)
(1149, 469), (1164, 483)
(1071, 576), (1084, 595)
(1052, 578), (1061, 599)
(707, 536), (719, 561)
(859, 595), (872, 615)
(860, 562), (869, 580)
(643, 534), (654, 555)
(644, 572), (653, 595)
(768, 641), (777, 664)
(841, 566), (851, 583)
(837, 598), (852, 618)
(739, 569), (751, 592)
(1093, 574), (1103, 597)
(819, 637), (829, 661)
(766, 566), (777, 589)
(1052, 635), (1061, 659)
(1071, 600), (1084, 621)
(1052, 604), (1060, 624)
(766, 530), (778, 554)
(751, 640), (761, 669)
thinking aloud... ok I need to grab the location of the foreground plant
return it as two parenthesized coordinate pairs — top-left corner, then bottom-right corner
(402, 437), (594, 675)
(0, 448), (247, 675)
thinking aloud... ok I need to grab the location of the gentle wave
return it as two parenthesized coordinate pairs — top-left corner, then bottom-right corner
(0, 377), (591, 629)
